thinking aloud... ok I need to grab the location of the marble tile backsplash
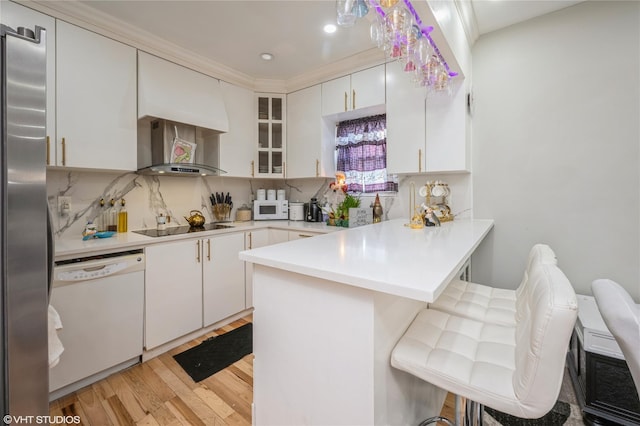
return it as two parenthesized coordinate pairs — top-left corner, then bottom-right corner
(47, 170), (471, 239)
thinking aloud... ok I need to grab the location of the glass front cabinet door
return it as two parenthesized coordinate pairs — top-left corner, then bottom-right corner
(256, 94), (285, 177)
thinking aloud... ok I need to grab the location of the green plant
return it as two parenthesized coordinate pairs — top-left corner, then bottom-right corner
(337, 193), (361, 219)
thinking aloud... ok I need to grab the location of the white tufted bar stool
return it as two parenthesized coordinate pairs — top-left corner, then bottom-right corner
(391, 262), (577, 425)
(592, 279), (640, 395)
(428, 244), (557, 327)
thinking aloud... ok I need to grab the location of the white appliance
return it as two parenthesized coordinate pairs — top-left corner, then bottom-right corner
(50, 250), (145, 398)
(254, 199), (289, 220)
(289, 202), (305, 221)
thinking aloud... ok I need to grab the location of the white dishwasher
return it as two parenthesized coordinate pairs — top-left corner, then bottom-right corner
(50, 250), (145, 398)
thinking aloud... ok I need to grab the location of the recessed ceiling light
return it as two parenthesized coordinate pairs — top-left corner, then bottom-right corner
(260, 52), (274, 61)
(324, 24), (337, 34)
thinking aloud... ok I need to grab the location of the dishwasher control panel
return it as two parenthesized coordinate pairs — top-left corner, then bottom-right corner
(54, 250), (144, 284)
(56, 261), (130, 281)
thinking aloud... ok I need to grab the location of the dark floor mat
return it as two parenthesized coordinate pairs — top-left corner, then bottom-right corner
(485, 400), (571, 426)
(173, 323), (252, 382)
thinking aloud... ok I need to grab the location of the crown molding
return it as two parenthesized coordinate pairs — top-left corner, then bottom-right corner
(285, 48), (387, 93)
(15, 0), (386, 94)
(454, 0), (480, 46)
(17, 0), (257, 89)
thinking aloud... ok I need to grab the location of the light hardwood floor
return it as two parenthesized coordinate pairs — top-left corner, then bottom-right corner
(49, 315), (455, 426)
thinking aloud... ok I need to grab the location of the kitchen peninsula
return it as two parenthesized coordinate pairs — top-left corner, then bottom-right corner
(240, 218), (494, 425)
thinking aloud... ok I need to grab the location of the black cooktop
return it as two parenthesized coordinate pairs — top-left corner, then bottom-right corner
(133, 223), (234, 238)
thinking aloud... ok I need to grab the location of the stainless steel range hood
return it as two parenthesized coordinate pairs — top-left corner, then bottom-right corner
(137, 119), (226, 177)
(136, 52), (229, 177)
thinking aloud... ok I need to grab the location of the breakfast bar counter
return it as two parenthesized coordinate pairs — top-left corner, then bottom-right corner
(240, 218), (494, 425)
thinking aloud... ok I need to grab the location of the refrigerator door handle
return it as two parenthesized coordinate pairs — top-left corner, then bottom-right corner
(47, 206), (55, 301)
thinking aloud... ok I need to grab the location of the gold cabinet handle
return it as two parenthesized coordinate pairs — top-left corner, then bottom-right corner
(61, 137), (66, 166)
(196, 240), (201, 263)
(418, 149), (422, 173)
(352, 89), (356, 110)
(46, 136), (50, 166)
(344, 92), (348, 112)
(248, 232), (252, 249)
(282, 161), (286, 178)
(207, 239), (211, 261)
(251, 160), (255, 177)
(316, 159), (319, 177)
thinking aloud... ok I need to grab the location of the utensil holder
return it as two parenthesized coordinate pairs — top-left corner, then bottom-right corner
(212, 204), (231, 221)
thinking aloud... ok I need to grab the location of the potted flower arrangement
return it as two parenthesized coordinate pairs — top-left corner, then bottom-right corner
(325, 172), (360, 226)
(333, 193), (361, 227)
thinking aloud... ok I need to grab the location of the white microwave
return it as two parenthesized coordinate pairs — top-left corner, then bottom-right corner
(253, 200), (288, 220)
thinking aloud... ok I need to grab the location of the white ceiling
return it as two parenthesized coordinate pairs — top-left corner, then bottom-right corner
(75, 0), (583, 81)
(471, 0), (583, 35)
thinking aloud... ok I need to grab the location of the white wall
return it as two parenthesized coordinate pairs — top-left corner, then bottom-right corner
(471, 1), (640, 299)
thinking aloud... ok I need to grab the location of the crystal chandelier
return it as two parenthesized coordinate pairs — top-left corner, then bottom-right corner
(337, 0), (458, 91)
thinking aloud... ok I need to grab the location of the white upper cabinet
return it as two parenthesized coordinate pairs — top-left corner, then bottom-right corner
(219, 81), (256, 177)
(138, 51), (228, 133)
(255, 94), (285, 177)
(386, 61), (469, 174)
(322, 75), (351, 116)
(425, 85), (469, 172)
(1, 2), (56, 166)
(287, 85), (335, 179)
(386, 61), (426, 174)
(56, 21), (137, 171)
(321, 65), (385, 116)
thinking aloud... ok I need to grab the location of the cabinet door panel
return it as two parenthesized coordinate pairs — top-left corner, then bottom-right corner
(203, 233), (246, 327)
(386, 61), (426, 174)
(219, 82), (255, 177)
(351, 65), (385, 111)
(145, 239), (202, 349)
(256, 94), (285, 177)
(288, 231), (319, 240)
(56, 21), (136, 171)
(425, 85), (469, 172)
(287, 85), (323, 179)
(322, 75), (351, 116)
(245, 229), (269, 308)
(138, 51), (228, 132)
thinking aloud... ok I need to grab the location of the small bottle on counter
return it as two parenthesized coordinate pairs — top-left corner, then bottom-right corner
(97, 198), (107, 231)
(108, 199), (117, 232)
(373, 193), (383, 223)
(117, 199), (128, 232)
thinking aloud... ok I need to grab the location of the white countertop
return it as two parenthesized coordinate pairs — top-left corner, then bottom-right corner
(54, 220), (336, 261)
(240, 218), (494, 302)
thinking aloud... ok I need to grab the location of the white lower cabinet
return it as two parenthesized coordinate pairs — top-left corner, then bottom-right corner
(288, 230), (320, 240)
(145, 239), (203, 350)
(145, 233), (247, 349)
(269, 229), (289, 244)
(203, 233), (246, 327)
(245, 229), (269, 309)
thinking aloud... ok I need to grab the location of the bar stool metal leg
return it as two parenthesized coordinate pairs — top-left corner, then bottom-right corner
(464, 399), (484, 426)
(417, 416), (455, 426)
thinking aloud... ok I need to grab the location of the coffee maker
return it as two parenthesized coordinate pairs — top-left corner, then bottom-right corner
(304, 198), (323, 222)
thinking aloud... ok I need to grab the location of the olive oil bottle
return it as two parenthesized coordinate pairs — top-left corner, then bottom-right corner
(117, 199), (128, 232)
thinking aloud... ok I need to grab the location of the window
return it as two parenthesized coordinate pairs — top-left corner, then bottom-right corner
(335, 114), (396, 193)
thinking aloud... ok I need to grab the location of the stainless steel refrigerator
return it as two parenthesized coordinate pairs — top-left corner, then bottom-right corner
(1, 24), (51, 416)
